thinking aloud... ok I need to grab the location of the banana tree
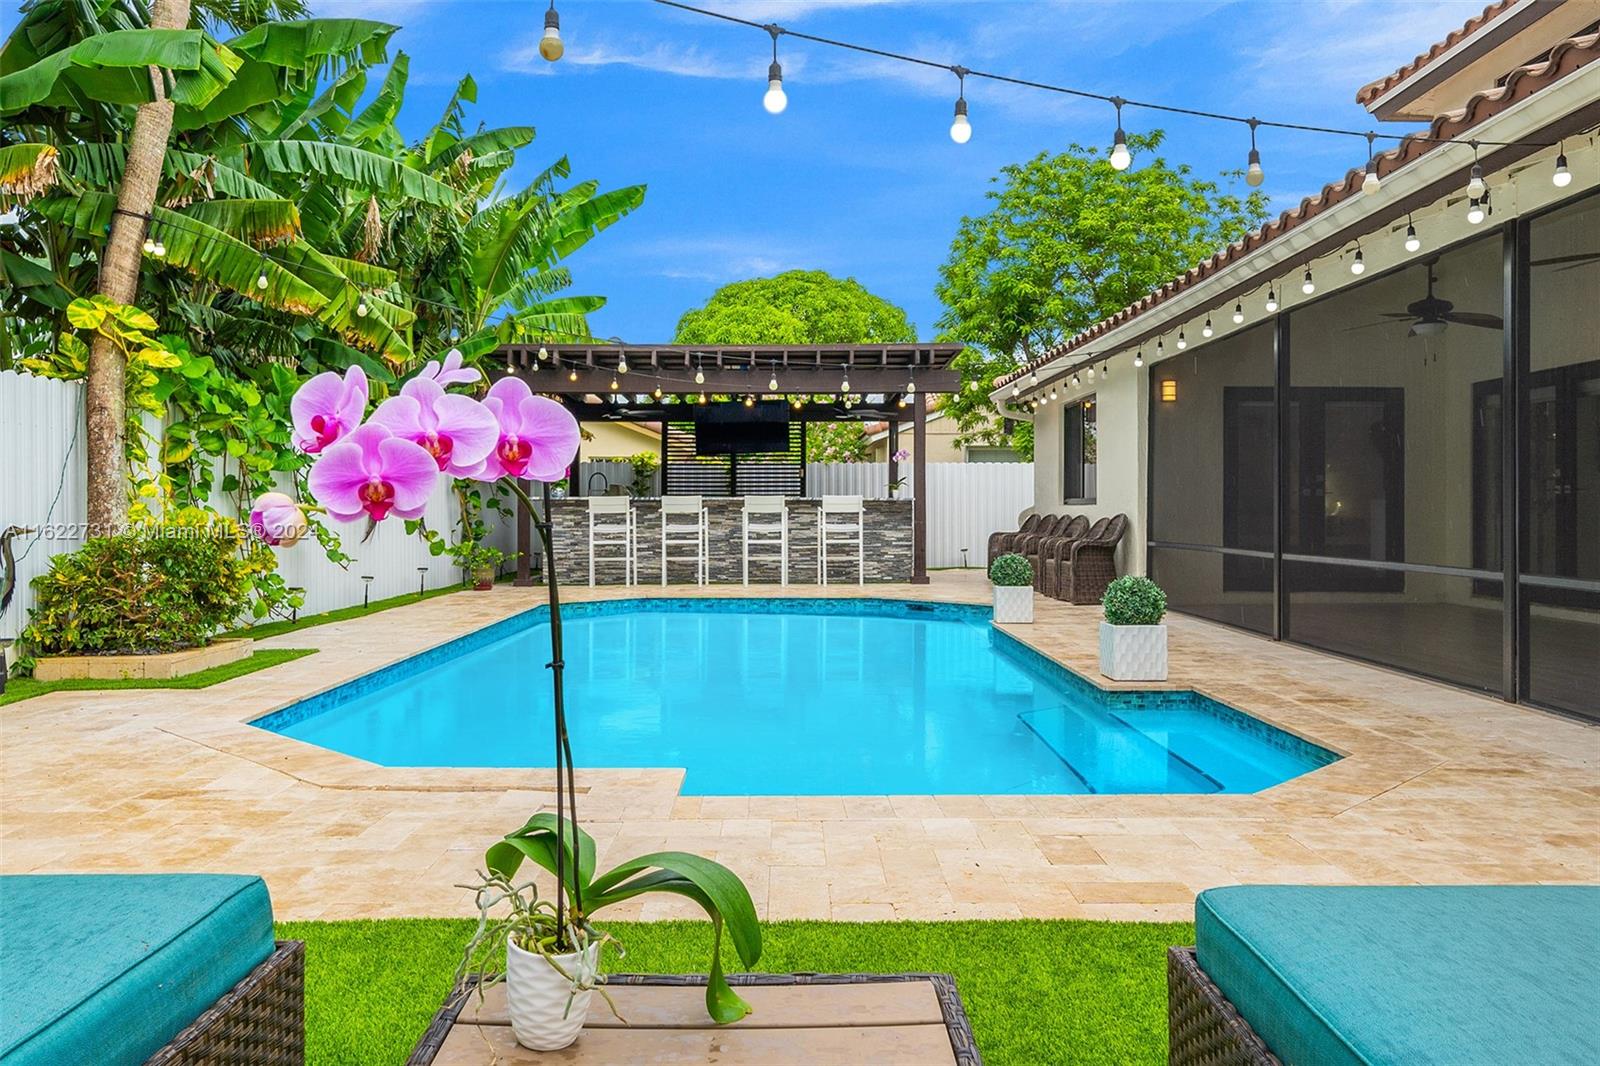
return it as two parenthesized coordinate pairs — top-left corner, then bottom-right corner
(488, 813), (764, 1024)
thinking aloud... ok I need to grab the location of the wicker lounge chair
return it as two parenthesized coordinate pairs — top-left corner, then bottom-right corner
(1171, 885), (1599, 1066)
(986, 514), (1043, 569)
(1008, 514), (1069, 588)
(1028, 515), (1089, 592)
(1043, 514), (1126, 603)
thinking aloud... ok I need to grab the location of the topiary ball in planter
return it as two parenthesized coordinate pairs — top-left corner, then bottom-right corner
(1099, 575), (1168, 681)
(989, 553), (1034, 624)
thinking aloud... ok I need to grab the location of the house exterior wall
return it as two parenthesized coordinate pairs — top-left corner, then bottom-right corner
(579, 421), (661, 461)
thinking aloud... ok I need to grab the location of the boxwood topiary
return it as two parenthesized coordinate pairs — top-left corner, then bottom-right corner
(988, 553), (1033, 587)
(1102, 575), (1167, 626)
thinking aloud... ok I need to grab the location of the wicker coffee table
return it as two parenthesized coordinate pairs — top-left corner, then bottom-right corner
(407, 972), (981, 1064)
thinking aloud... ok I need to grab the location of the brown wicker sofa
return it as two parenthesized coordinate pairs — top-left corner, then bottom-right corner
(1042, 513), (1127, 603)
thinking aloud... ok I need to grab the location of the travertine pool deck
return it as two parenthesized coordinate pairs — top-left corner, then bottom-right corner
(2, 573), (1595, 921)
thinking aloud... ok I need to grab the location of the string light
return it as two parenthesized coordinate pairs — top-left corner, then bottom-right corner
(1134, 349), (1144, 368)
(539, 0), (564, 62)
(653, 385), (663, 399)
(1361, 132), (1381, 194)
(569, 367), (579, 382)
(1301, 267), (1316, 295)
(1156, 338), (1164, 356)
(1350, 243), (1365, 275)
(768, 369), (779, 390)
(1245, 118), (1264, 187)
(763, 25), (788, 114)
(698, 391), (707, 404)
(617, 354), (628, 374)
(1085, 364), (1094, 381)
(1265, 286), (1278, 312)
(949, 67), (971, 144)
(255, 255), (269, 290)
(694, 361), (705, 384)
(744, 395), (755, 407)
(1053, 384), (1062, 398)
(1231, 301), (1244, 324)
(538, 346), (549, 361)
(1466, 142), (1485, 196)
(1404, 215), (1421, 253)
(840, 373), (851, 393)
(906, 373), (917, 395)
(1202, 316), (1213, 338)
(1011, 383), (1020, 396)
(609, 376), (620, 391)
(1101, 362), (1108, 378)
(1467, 197), (1486, 225)
(1108, 97), (1131, 171)
(153, 236), (165, 257)
(1029, 371), (1038, 386)
(1176, 329), (1187, 350)
(356, 294), (369, 317)
(143, 236), (156, 255)
(1553, 142), (1572, 187)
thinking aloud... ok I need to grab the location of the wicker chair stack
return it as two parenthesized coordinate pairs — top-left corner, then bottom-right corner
(1043, 514), (1127, 604)
(986, 514), (1043, 569)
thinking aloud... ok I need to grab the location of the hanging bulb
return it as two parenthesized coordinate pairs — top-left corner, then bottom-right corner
(539, 1), (563, 62)
(1246, 147), (1263, 187)
(1467, 162), (1485, 198)
(1070, 371), (1079, 387)
(1134, 350), (1144, 368)
(950, 97), (971, 144)
(538, 346), (549, 362)
(356, 295), (369, 317)
(906, 378), (917, 395)
(744, 395), (755, 408)
(1362, 163), (1381, 195)
(143, 237), (156, 255)
(1110, 129), (1131, 170)
(768, 372), (779, 391)
(1085, 365), (1095, 381)
(897, 396), (907, 408)
(763, 30), (787, 114)
(609, 376), (619, 391)
(152, 239), (165, 258)
(1101, 362), (1109, 378)
(1052, 385), (1061, 399)
(694, 366), (705, 385)
(840, 375), (850, 393)
(617, 355), (628, 374)
(1232, 302), (1244, 324)
(698, 391), (707, 404)
(1156, 338), (1165, 356)
(792, 397), (803, 409)
(1553, 151), (1572, 188)
(1467, 197), (1485, 225)
(569, 367), (579, 382)
(256, 269), (269, 291)
(1265, 287), (1278, 312)
(1029, 371), (1038, 386)
(1350, 248), (1365, 275)
(1404, 222), (1421, 253)
(1177, 330), (1187, 350)
(1011, 383), (1020, 396)
(653, 385), (663, 399)
(1202, 316), (1214, 338)
(1301, 267), (1316, 295)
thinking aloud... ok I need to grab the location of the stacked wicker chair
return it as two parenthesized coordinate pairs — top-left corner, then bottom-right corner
(986, 514), (1043, 569)
(1011, 514), (1068, 589)
(1027, 515), (1089, 591)
(1044, 513), (1128, 603)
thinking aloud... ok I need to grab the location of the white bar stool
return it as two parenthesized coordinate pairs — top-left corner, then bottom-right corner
(742, 496), (789, 586)
(817, 494), (865, 586)
(587, 496), (634, 586)
(659, 495), (707, 585)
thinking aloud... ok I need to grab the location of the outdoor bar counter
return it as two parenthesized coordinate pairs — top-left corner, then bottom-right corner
(544, 497), (914, 584)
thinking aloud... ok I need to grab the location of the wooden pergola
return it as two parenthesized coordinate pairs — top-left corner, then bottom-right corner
(490, 342), (965, 585)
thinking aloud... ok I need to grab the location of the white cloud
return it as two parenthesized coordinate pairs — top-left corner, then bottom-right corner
(501, 36), (762, 78)
(612, 235), (820, 283)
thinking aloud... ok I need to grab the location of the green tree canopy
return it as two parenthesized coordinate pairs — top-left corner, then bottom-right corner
(937, 131), (1268, 452)
(673, 270), (916, 462)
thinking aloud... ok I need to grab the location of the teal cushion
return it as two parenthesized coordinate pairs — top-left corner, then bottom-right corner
(0, 874), (275, 1066)
(1195, 885), (1600, 1066)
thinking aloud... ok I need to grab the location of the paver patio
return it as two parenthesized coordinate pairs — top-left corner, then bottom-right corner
(2, 573), (1595, 922)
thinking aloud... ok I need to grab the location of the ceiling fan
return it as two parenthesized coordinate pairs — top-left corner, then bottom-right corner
(1356, 262), (1503, 337)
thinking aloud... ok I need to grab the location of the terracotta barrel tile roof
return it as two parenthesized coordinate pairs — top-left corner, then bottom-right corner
(994, 28), (1598, 390)
(1355, 0), (1520, 106)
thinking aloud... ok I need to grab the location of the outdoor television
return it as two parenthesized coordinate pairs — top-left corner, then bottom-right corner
(694, 402), (791, 455)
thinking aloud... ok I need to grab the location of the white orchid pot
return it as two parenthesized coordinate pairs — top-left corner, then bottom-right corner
(1099, 621), (1167, 681)
(505, 937), (602, 1051)
(993, 584), (1034, 624)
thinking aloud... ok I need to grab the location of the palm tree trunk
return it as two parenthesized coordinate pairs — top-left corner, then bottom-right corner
(85, 0), (191, 534)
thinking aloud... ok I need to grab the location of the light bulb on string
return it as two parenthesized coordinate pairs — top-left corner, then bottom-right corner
(1134, 349), (1144, 368)
(1350, 245), (1365, 275)
(694, 364), (705, 385)
(1101, 362), (1109, 378)
(744, 395), (755, 408)
(1108, 97), (1131, 171)
(1202, 316), (1214, 338)
(609, 377), (620, 392)
(1467, 142), (1485, 196)
(143, 236), (156, 255)
(538, 346), (549, 362)
(617, 354), (628, 374)
(840, 374), (850, 393)
(1301, 267), (1316, 295)
(1177, 330), (1187, 350)
(1265, 286), (1278, 312)
(769, 371), (779, 391)
(356, 294), (369, 317)
(569, 367), (579, 382)
(1361, 132), (1381, 194)
(1553, 143), (1572, 188)
(1156, 338), (1165, 357)
(1029, 371), (1038, 386)
(698, 391), (707, 404)
(949, 67), (971, 144)
(653, 385), (663, 399)
(152, 238), (165, 257)
(906, 374), (917, 395)
(539, 0), (563, 62)
(1467, 197), (1485, 225)
(1404, 216), (1421, 253)
(1245, 118), (1264, 187)
(1086, 365), (1095, 382)
(1011, 383), (1020, 397)
(1052, 385), (1061, 399)
(1232, 301), (1244, 324)
(762, 26), (787, 114)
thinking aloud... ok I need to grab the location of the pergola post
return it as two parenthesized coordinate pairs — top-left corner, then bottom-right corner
(515, 477), (534, 586)
(887, 419), (900, 498)
(912, 400), (928, 584)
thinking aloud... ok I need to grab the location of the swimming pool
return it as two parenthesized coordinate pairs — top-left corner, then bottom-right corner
(253, 599), (1337, 795)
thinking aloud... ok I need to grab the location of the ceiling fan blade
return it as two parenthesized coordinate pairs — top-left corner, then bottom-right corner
(1376, 312), (1414, 319)
(1443, 311), (1504, 329)
(1529, 252), (1600, 267)
(1344, 320), (1406, 332)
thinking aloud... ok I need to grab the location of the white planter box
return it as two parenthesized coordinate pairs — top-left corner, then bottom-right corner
(993, 584), (1034, 624)
(1099, 621), (1167, 681)
(506, 938), (602, 1051)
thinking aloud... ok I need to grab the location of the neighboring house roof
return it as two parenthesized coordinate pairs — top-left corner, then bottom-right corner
(993, 26), (1600, 390)
(864, 408), (947, 443)
(1355, 0), (1521, 108)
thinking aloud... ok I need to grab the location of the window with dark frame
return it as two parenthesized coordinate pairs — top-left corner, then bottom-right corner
(1063, 395), (1097, 504)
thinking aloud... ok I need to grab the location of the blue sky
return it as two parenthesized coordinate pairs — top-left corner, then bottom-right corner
(323, 0), (1483, 341)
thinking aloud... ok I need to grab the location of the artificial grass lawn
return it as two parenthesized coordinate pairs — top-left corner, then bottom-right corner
(0, 648), (316, 706)
(278, 917), (1193, 1065)
(229, 583), (469, 640)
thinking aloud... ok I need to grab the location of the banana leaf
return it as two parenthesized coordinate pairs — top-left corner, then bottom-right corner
(240, 139), (455, 206)
(0, 29), (240, 114)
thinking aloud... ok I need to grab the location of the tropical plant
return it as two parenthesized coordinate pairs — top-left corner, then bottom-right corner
(1102, 575), (1167, 626)
(22, 506), (291, 655)
(625, 451), (659, 496)
(935, 132), (1269, 456)
(989, 553), (1033, 587)
(446, 541), (506, 581)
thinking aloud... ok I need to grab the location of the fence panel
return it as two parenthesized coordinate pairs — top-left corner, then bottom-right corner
(1, 372), (89, 641)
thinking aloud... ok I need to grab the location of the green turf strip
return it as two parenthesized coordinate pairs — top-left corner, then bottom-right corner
(228, 583), (472, 640)
(277, 917), (1192, 1065)
(0, 648), (316, 706)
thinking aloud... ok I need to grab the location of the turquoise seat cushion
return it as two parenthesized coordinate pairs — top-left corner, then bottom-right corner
(0, 874), (275, 1066)
(1195, 885), (1600, 1066)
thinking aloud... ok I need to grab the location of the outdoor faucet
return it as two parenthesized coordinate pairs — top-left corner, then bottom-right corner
(588, 471), (610, 495)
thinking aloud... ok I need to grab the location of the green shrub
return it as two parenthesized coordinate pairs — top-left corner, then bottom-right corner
(988, 553), (1033, 587)
(1102, 575), (1167, 626)
(24, 509), (279, 655)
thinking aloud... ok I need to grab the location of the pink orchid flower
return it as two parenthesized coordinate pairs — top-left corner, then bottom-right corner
(369, 377), (499, 477)
(292, 366), (368, 454)
(306, 423), (440, 522)
(414, 350), (480, 387)
(248, 491), (308, 546)
(475, 377), (580, 483)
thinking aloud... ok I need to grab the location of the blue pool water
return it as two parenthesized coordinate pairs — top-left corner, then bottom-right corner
(255, 599), (1337, 795)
